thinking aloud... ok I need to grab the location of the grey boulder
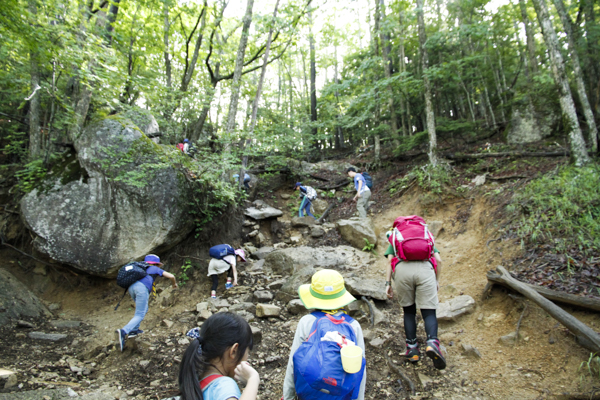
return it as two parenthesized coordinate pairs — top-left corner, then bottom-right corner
(291, 216), (316, 228)
(345, 277), (387, 301)
(0, 269), (51, 327)
(437, 295), (476, 321)
(20, 114), (194, 277)
(264, 245), (373, 276)
(244, 200), (283, 220)
(336, 218), (377, 249)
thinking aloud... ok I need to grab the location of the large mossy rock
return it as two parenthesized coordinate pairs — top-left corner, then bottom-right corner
(0, 269), (51, 327)
(336, 217), (377, 249)
(20, 115), (194, 277)
(507, 104), (555, 144)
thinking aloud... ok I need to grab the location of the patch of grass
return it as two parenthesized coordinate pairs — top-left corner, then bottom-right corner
(579, 352), (600, 381)
(507, 164), (600, 255)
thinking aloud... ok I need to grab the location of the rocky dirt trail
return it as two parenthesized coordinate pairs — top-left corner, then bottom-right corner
(1, 179), (598, 400)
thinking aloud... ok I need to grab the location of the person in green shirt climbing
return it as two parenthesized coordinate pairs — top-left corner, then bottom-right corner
(383, 216), (446, 370)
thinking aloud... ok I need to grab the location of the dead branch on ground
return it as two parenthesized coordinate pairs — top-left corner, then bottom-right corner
(486, 266), (600, 354)
(444, 150), (569, 161)
(316, 203), (337, 224)
(384, 352), (416, 396)
(487, 269), (600, 312)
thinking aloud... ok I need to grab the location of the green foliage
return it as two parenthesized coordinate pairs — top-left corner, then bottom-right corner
(362, 238), (377, 255)
(393, 131), (429, 154)
(508, 165), (600, 254)
(178, 259), (194, 286)
(14, 159), (48, 194)
(579, 353), (600, 381)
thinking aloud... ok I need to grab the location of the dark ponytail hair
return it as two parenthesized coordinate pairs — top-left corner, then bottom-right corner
(178, 312), (254, 400)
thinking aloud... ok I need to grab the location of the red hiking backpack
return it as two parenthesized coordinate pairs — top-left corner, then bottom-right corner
(176, 143), (185, 152)
(388, 215), (437, 272)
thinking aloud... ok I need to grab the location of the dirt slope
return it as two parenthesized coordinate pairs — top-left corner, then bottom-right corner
(1, 181), (599, 399)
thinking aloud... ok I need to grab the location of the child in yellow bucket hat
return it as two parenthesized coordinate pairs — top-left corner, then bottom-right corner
(282, 269), (367, 400)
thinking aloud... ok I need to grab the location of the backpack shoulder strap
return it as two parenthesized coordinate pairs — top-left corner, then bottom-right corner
(200, 374), (224, 391)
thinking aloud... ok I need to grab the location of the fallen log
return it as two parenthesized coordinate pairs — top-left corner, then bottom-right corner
(486, 266), (600, 354)
(444, 150), (569, 160)
(384, 352), (416, 396)
(309, 173), (330, 181)
(487, 174), (529, 181)
(316, 203), (337, 224)
(316, 179), (350, 190)
(487, 270), (600, 312)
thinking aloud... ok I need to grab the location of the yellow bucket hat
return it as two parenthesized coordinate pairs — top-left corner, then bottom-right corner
(298, 269), (356, 310)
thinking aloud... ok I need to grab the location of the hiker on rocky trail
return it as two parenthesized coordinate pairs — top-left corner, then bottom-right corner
(293, 182), (317, 219)
(346, 167), (371, 218)
(208, 245), (247, 299)
(233, 173), (252, 190)
(283, 269), (366, 400)
(179, 312), (259, 400)
(115, 254), (178, 352)
(183, 139), (197, 157)
(384, 215), (446, 370)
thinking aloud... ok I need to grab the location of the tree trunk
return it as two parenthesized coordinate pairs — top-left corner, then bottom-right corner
(416, 0), (437, 166)
(104, 0), (120, 45)
(481, 75), (496, 127)
(309, 10), (318, 138)
(553, 0), (598, 153)
(27, 0), (42, 159)
(398, 14), (410, 136)
(163, 1), (172, 89)
(334, 45), (344, 149)
(181, 0), (208, 93)
(583, 0), (600, 114)
(241, 0), (280, 177)
(289, 66), (294, 129)
(192, 83), (217, 142)
(224, 0), (255, 136)
(378, 0), (400, 147)
(519, 0), (538, 75)
(531, 0), (590, 165)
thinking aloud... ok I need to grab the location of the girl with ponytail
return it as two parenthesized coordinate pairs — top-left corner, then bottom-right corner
(179, 312), (259, 400)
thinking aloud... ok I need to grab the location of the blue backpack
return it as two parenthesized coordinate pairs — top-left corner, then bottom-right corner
(293, 312), (365, 400)
(361, 172), (373, 189)
(209, 244), (236, 260)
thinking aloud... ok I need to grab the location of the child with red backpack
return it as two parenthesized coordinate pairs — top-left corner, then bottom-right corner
(283, 269), (366, 400)
(384, 215), (446, 370)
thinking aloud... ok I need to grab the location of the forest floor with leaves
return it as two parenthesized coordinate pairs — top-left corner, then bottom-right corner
(1, 145), (600, 399)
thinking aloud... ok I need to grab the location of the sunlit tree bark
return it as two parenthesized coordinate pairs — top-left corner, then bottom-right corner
(531, 0), (590, 165)
(416, 0), (437, 166)
(224, 0), (255, 136)
(552, 0), (598, 153)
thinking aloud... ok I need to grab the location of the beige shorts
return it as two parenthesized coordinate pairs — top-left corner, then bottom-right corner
(392, 260), (438, 309)
(207, 259), (230, 276)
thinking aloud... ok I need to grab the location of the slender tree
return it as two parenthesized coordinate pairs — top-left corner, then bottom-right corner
(224, 0), (255, 137)
(531, 0), (590, 165)
(552, 0), (598, 153)
(308, 9), (318, 140)
(416, 0), (437, 166)
(27, 0), (42, 159)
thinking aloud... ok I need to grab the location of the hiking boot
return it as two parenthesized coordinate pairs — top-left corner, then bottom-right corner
(128, 329), (144, 338)
(225, 282), (233, 290)
(115, 329), (126, 352)
(425, 339), (446, 370)
(405, 339), (420, 363)
(210, 290), (217, 299)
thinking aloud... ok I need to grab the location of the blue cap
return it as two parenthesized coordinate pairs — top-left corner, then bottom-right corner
(184, 139), (189, 143)
(294, 182), (302, 189)
(144, 254), (163, 265)
(233, 174), (240, 178)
